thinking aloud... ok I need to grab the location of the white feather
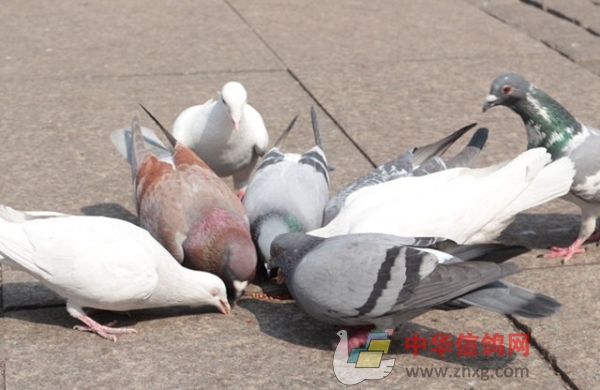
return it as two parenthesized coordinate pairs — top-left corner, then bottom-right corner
(311, 148), (574, 244)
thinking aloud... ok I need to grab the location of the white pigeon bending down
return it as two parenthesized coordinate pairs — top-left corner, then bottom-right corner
(0, 205), (231, 341)
(172, 81), (269, 193)
(243, 107), (329, 272)
(270, 233), (561, 349)
(322, 123), (487, 225)
(311, 148), (575, 245)
(483, 72), (600, 261)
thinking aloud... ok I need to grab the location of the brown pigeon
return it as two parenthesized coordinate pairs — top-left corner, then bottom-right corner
(110, 110), (257, 299)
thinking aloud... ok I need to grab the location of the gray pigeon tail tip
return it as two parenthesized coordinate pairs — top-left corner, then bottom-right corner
(448, 281), (562, 318)
(467, 128), (489, 149)
(273, 114), (299, 149)
(412, 122), (477, 165)
(310, 106), (324, 152)
(444, 126), (489, 169)
(139, 103), (178, 149)
(440, 243), (530, 264)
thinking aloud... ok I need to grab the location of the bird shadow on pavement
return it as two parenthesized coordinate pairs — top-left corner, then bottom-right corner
(237, 298), (516, 368)
(498, 213), (579, 249)
(2, 301), (226, 332)
(80, 202), (138, 225)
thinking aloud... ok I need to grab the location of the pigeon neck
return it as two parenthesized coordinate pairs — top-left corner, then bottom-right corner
(516, 89), (582, 159)
(183, 208), (252, 276)
(253, 212), (303, 261)
(146, 258), (221, 309)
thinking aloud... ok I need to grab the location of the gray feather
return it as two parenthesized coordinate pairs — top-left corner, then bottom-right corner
(445, 127), (489, 169)
(440, 281), (561, 318)
(438, 242), (530, 264)
(322, 123), (478, 226)
(110, 125), (171, 165)
(412, 122), (477, 165)
(138, 104), (178, 150)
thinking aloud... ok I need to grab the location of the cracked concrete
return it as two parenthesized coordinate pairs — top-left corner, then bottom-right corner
(1, 0), (599, 389)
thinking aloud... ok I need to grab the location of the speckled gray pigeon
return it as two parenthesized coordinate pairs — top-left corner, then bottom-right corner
(243, 107), (329, 272)
(483, 72), (600, 261)
(270, 232), (561, 349)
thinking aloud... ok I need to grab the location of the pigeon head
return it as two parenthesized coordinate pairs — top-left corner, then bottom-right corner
(222, 229), (258, 299)
(199, 274), (232, 315)
(482, 72), (530, 112)
(220, 81), (247, 130)
(269, 232), (325, 283)
(483, 72), (583, 157)
(183, 208), (257, 300)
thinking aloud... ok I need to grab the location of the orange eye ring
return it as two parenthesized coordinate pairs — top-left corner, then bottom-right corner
(502, 85), (513, 95)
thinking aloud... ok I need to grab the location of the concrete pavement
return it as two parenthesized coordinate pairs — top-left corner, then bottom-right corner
(1, 0), (599, 388)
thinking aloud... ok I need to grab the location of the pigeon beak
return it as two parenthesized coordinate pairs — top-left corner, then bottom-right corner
(219, 299), (232, 315)
(276, 269), (285, 285)
(233, 119), (240, 131)
(482, 94), (499, 112)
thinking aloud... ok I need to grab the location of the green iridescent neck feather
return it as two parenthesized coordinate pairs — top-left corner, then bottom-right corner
(515, 88), (582, 159)
(251, 210), (304, 243)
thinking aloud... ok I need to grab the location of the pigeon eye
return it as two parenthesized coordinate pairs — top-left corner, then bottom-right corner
(273, 245), (282, 255)
(502, 85), (513, 95)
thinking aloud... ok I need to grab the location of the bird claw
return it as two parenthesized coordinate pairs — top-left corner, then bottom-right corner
(74, 317), (137, 341)
(543, 246), (585, 263)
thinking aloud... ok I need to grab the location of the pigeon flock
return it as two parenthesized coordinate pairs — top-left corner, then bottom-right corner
(0, 75), (591, 347)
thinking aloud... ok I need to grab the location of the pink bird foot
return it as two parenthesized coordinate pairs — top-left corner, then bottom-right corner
(332, 325), (376, 349)
(543, 238), (585, 262)
(73, 315), (137, 342)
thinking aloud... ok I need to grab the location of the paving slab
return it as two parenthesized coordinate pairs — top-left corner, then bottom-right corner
(507, 265), (600, 390)
(228, 0), (548, 66)
(468, 0), (600, 76)
(525, 0), (600, 36)
(0, 0), (282, 81)
(1, 295), (565, 389)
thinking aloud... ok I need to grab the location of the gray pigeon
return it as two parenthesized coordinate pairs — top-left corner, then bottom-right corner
(243, 107), (330, 272)
(483, 72), (600, 261)
(322, 124), (487, 225)
(270, 232), (561, 348)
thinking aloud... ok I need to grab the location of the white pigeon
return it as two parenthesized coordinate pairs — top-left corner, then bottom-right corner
(0, 205), (231, 341)
(310, 148), (575, 244)
(333, 329), (395, 385)
(243, 108), (330, 271)
(172, 81), (269, 192)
